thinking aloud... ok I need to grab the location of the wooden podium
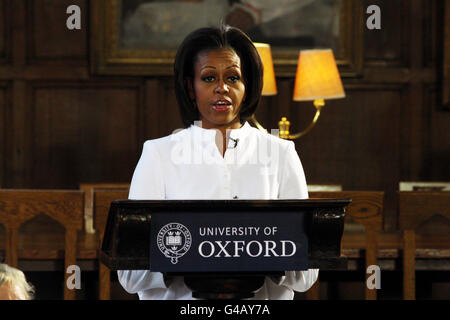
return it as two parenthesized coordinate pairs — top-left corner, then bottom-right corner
(101, 199), (350, 299)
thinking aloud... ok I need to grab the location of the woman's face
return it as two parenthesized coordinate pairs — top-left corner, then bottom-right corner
(188, 48), (246, 130)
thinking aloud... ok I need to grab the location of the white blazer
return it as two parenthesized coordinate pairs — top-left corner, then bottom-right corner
(118, 122), (318, 300)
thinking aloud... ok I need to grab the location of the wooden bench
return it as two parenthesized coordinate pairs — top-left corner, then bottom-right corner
(307, 191), (384, 300)
(398, 191), (450, 299)
(1, 189), (448, 299)
(0, 189), (84, 300)
(79, 183), (130, 234)
(79, 184), (129, 299)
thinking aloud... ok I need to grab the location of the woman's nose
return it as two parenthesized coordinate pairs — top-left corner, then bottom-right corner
(215, 79), (229, 93)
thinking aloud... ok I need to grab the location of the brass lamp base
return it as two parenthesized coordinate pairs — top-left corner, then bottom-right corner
(251, 99), (325, 140)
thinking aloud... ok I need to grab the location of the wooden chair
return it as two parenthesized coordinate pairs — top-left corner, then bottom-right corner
(79, 183), (130, 234)
(0, 189), (84, 300)
(398, 191), (450, 300)
(81, 185), (129, 300)
(306, 191), (384, 300)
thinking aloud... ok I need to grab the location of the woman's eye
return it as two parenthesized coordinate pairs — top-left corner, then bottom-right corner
(201, 75), (240, 83)
(202, 76), (215, 82)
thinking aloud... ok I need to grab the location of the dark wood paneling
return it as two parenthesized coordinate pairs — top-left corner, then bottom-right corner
(297, 86), (401, 188)
(12, 0), (26, 66)
(427, 84), (450, 180)
(8, 80), (31, 187)
(0, 82), (9, 187)
(423, 0), (443, 68)
(443, 0), (450, 107)
(142, 78), (185, 141)
(0, 65), (90, 80)
(399, 81), (427, 182)
(0, 1), (3, 60)
(27, 0), (87, 63)
(364, 0), (407, 66)
(0, 0), (11, 64)
(25, 82), (142, 188)
(288, 85), (403, 231)
(397, 0), (428, 184)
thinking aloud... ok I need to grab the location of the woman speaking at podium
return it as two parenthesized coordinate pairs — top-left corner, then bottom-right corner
(118, 25), (318, 300)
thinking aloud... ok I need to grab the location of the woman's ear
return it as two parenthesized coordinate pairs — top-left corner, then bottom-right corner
(185, 78), (195, 100)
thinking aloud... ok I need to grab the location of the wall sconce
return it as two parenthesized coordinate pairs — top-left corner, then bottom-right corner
(252, 46), (346, 140)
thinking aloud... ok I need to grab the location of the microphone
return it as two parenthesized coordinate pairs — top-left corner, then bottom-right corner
(228, 137), (239, 149)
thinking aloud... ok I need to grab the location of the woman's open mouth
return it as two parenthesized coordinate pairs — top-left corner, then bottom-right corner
(212, 100), (232, 112)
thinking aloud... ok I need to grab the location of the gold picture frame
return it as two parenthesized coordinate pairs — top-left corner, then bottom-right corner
(90, 0), (364, 77)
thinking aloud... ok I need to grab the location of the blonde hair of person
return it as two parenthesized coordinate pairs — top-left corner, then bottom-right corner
(0, 263), (35, 300)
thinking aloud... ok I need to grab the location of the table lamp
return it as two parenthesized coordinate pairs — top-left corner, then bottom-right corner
(251, 43), (277, 133)
(279, 49), (345, 139)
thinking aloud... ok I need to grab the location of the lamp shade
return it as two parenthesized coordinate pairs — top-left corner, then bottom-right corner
(293, 49), (345, 101)
(254, 42), (277, 95)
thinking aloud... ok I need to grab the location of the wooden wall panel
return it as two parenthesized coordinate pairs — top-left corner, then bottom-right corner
(0, 83), (9, 187)
(296, 87), (401, 189)
(8, 81), (31, 187)
(364, 0), (407, 66)
(292, 86), (402, 230)
(0, 0), (10, 64)
(427, 85), (450, 180)
(0, 0), (4, 62)
(142, 78), (184, 141)
(28, 82), (142, 188)
(423, 0), (443, 68)
(27, 0), (87, 63)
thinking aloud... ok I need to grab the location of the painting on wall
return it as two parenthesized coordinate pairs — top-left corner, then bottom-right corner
(91, 0), (363, 76)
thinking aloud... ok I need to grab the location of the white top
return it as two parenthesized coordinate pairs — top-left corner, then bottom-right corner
(117, 122), (319, 300)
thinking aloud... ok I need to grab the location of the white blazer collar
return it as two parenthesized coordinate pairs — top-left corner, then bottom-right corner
(189, 121), (252, 141)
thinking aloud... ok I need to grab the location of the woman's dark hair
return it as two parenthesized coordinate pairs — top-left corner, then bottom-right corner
(174, 25), (263, 127)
